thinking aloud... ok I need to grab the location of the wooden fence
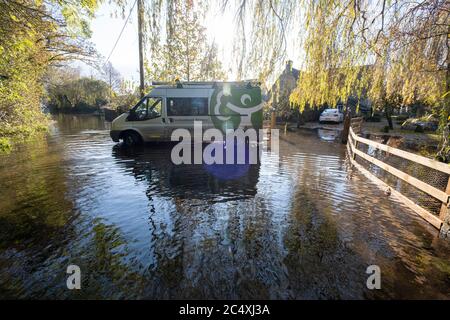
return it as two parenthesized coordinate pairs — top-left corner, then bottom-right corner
(346, 122), (450, 233)
(350, 117), (363, 134)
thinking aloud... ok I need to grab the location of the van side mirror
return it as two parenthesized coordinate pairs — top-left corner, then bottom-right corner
(127, 110), (137, 121)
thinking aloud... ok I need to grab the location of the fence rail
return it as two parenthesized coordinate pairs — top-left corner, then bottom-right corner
(346, 126), (450, 232)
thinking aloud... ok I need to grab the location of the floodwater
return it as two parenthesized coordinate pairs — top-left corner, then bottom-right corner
(0, 114), (449, 299)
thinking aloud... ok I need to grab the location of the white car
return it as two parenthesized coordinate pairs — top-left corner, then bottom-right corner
(319, 108), (344, 123)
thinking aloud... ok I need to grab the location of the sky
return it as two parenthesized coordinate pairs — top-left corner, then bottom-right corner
(79, 1), (302, 85)
(80, 2), (140, 82)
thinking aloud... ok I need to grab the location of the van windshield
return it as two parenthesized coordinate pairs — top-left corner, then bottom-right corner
(148, 98), (162, 118)
(131, 97), (162, 121)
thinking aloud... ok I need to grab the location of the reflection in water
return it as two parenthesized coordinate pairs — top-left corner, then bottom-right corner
(112, 145), (260, 202)
(0, 115), (449, 299)
(317, 128), (339, 141)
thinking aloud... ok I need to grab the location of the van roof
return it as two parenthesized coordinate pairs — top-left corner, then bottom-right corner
(149, 80), (260, 89)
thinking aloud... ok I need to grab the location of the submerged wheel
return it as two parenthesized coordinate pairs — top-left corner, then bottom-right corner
(122, 131), (142, 147)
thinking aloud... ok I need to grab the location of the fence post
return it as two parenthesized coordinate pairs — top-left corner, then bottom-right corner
(439, 177), (450, 238)
(353, 140), (359, 160)
(341, 112), (351, 144)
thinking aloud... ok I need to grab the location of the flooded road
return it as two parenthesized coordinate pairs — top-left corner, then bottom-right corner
(0, 114), (449, 299)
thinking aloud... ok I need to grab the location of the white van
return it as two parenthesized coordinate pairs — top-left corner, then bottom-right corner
(110, 81), (264, 146)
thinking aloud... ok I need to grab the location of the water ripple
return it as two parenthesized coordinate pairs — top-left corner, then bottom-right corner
(0, 116), (448, 299)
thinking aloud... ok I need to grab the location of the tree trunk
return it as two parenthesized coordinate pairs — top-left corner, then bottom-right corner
(341, 111), (351, 144)
(437, 32), (450, 163)
(137, 0), (145, 98)
(271, 111), (276, 129)
(384, 104), (393, 130)
(297, 110), (304, 128)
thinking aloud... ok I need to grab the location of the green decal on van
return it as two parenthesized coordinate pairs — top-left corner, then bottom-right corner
(210, 86), (263, 132)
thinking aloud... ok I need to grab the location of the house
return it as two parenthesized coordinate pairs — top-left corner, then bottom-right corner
(267, 60), (326, 123)
(267, 61), (299, 120)
(268, 61), (373, 123)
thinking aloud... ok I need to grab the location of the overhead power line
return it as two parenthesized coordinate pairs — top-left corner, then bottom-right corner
(104, 0), (138, 65)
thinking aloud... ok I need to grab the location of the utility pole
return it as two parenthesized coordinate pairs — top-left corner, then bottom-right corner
(137, 0), (145, 98)
(109, 66), (112, 101)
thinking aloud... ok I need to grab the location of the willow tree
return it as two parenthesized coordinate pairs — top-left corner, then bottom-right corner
(219, 0), (298, 81)
(219, 0), (449, 161)
(293, 0), (449, 160)
(290, 2), (447, 112)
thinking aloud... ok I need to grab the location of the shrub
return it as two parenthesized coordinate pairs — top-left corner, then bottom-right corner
(0, 137), (11, 153)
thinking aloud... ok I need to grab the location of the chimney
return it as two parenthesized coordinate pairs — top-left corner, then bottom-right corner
(285, 60), (293, 73)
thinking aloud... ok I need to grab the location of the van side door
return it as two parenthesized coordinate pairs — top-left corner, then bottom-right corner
(165, 96), (211, 140)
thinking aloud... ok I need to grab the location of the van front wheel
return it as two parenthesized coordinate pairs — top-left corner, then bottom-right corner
(122, 131), (142, 147)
